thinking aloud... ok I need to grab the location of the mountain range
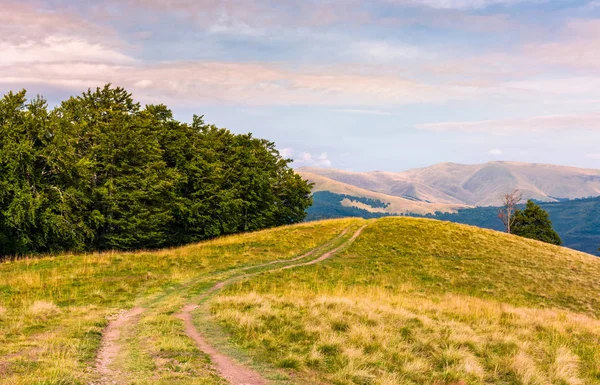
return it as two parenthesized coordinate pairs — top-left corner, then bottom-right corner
(299, 161), (600, 214)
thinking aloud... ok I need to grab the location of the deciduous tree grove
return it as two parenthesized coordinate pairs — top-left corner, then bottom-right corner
(0, 85), (312, 256)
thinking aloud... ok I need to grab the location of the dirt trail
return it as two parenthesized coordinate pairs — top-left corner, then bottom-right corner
(177, 304), (267, 385)
(179, 224), (367, 385)
(95, 307), (144, 385)
(281, 225), (365, 269)
(240, 227), (350, 272)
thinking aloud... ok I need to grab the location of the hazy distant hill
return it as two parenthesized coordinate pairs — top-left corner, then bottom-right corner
(299, 161), (600, 212)
(300, 170), (467, 215)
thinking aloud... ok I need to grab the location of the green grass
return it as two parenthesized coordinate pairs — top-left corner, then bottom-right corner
(212, 217), (600, 384)
(3, 216), (600, 384)
(0, 218), (359, 384)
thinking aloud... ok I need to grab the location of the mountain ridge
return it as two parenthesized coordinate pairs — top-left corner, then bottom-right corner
(298, 161), (600, 211)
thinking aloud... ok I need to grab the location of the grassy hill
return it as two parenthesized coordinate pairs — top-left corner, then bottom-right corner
(308, 192), (600, 255)
(0, 219), (359, 384)
(1, 218), (600, 384)
(425, 197), (600, 256)
(214, 218), (600, 384)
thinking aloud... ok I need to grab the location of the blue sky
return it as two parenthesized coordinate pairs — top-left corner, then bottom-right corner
(2, 0), (600, 171)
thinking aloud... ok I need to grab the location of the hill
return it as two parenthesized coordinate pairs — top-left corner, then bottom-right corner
(425, 196), (600, 256)
(299, 161), (600, 210)
(1, 218), (600, 384)
(215, 218), (600, 384)
(307, 192), (600, 255)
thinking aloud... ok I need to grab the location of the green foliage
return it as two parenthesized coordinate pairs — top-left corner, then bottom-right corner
(512, 200), (562, 245)
(0, 85), (312, 256)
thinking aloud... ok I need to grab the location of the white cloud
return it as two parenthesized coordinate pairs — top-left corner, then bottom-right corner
(280, 148), (332, 167)
(489, 148), (504, 155)
(279, 147), (294, 158)
(586, 153), (600, 160)
(316, 152), (332, 167)
(300, 152), (313, 162)
(350, 40), (425, 63)
(1, 59), (486, 106)
(417, 113), (600, 134)
(0, 36), (133, 66)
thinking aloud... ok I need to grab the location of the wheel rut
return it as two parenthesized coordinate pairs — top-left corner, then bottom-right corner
(179, 224), (368, 385)
(94, 306), (145, 385)
(92, 224), (366, 385)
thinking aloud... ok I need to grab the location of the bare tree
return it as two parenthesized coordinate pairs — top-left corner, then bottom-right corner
(498, 189), (522, 234)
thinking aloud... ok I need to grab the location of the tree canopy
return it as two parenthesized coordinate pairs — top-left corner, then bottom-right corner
(0, 85), (312, 256)
(512, 200), (562, 246)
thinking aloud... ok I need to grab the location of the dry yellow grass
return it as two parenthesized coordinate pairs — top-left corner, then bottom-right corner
(212, 217), (600, 384)
(0, 218), (359, 384)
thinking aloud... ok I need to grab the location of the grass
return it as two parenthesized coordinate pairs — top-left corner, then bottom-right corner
(3, 216), (600, 384)
(0, 218), (359, 384)
(212, 217), (600, 384)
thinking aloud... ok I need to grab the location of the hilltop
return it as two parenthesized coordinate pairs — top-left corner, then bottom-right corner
(307, 192), (600, 255)
(1, 218), (600, 384)
(299, 161), (600, 213)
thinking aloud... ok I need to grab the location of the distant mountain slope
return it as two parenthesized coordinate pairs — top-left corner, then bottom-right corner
(300, 161), (600, 208)
(301, 170), (467, 214)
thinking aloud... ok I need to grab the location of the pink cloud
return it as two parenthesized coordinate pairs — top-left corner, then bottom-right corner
(417, 113), (600, 134)
(0, 60), (486, 106)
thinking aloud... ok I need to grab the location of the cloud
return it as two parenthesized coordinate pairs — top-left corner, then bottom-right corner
(333, 109), (395, 116)
(385, 0), (538, 10)
(417, 113), (600, 134)
(0, 36), (133, 66)
(349, 40), (426, 63)
(280, 148), (332, 167)
(488, 149), (504, 155)
(279, 147), (294, 159)
(2, 58), (493, 106)
(3, 1), (600, 112)
(586, 153), (600, 160)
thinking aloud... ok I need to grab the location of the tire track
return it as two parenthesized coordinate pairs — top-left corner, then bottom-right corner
(94, 307), (144, 385)
(92, 224), (363, 385)
(178, 224), (367, 385)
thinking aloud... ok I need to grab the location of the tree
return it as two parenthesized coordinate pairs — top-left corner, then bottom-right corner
(0, 85), (313, 256)
(512, 200), (562, 245)
(498, 189), (522, 233)
(56, 85), (178, 250)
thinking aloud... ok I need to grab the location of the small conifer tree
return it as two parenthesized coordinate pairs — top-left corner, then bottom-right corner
(512, 200), (562, 245)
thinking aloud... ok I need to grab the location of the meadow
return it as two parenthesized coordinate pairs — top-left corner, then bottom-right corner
(213, 218), (600, 384)
(1, 217), (600, 384)
(0, 218), (360, 384)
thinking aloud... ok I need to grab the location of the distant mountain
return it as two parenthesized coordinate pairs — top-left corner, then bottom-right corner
(300, 170), (467, 215)
(299, 161), (600, 214)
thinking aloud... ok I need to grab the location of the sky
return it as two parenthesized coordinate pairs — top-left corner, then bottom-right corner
(2, 0), (600, 171)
